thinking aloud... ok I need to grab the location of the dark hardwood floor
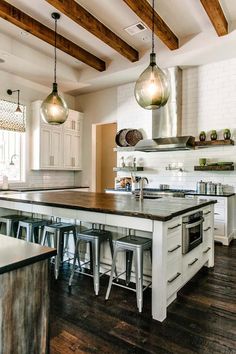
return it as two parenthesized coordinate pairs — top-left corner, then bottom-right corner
(50, 241), (236, 354)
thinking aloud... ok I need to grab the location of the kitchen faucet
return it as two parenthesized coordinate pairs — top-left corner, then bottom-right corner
(139, 177), (149, 201)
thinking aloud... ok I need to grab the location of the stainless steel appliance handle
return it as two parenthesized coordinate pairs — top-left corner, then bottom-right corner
(204, 211), (211, 215)
(185, 217), (204, 229)
(168, 223), (181, 230)
(204, 226), (211, 232)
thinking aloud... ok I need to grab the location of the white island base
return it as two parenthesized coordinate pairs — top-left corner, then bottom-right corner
(0, 198), (214, 322)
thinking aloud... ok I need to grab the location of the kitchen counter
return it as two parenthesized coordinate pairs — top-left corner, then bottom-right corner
(0, 235), (56, 354)
(0, 190), (216, 221)
(1, 185), (89, 192)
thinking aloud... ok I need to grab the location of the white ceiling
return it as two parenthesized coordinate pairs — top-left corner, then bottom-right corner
(1, 0), (236, 96)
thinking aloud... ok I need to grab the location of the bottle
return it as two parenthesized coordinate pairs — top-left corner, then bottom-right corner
(2, 175), (8, 190)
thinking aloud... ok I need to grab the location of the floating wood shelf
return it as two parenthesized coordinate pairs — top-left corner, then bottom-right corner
(195, 139), (234, 148)
(113, 146), (135, 152)
(194, 165), (234, 171)
(113, 167), (144, 172)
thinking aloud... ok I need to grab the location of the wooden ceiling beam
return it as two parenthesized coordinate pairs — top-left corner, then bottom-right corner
(45, 0), (139, 62)
(0, 0), (105, 71)
(123, 0), (178, 50)
(200, 0), (228, 36)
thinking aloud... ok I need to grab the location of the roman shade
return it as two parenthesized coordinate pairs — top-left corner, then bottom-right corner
(0, 99), (26, 132)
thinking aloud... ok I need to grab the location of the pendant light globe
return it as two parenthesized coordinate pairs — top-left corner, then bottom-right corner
(134, 0), (170, 110)
(41, 12), (68, 125)
(134, 53), (170, 110)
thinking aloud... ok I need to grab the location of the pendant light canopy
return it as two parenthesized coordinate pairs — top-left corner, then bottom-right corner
(134, 0), (170, 110)
(41, 12), (68, 125)
(7, 89), (22, 115)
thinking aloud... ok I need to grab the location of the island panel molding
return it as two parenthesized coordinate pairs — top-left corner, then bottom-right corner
(46, 0), (139, 62)
(0, 0), (105, 72)
(123, 0), (179, 50)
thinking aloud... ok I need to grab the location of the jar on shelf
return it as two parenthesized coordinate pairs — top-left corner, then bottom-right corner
(199, 131), (206, 141)
(223, 129), (231, 140)
(210, 130), (217, 141)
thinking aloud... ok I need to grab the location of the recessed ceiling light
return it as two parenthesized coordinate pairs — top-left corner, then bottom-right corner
(0, 58), (5, 63)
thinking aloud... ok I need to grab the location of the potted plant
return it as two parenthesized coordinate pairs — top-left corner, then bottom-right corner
(199, 131), (206, 141)
(210, 130), (217, 141)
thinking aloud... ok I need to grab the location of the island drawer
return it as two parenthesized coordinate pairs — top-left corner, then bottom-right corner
(167, 232), (182, 262)
(203, 225), (213, 246)
(166, 218), (182, 236)
(166, 259), (182, 298)
(183, 245), (202, 282)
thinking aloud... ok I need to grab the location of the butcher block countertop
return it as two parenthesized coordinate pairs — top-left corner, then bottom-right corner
(0, 191), (217, 221)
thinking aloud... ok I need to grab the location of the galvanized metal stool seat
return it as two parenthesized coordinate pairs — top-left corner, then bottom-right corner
(41, 222), (77, 280)
(0, 214), (27, 237)
(16, 218), (48, 243)
(105, 234), (152, 312)
(69, 226), (116, 295)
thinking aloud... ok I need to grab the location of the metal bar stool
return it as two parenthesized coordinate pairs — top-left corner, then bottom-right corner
(41, 220), (77, 279)
(0, 214), (28, 237)
(105, 231), (152, 312)
(16, 218), (49, 243)
(69, 224), (116, 296)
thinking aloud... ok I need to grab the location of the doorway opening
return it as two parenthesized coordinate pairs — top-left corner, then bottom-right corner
(92, 122), (117, 192)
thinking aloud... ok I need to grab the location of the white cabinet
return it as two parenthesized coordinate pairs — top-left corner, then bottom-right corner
(197, 195), (235, 246)
(30, 101), (83, 171)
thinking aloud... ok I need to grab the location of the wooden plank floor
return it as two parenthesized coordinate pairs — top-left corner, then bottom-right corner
(50, 241), (236, 354)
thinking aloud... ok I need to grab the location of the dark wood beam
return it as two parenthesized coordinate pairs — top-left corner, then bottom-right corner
(123, 0), (178, 50)
(200, 0), (228, 36)
(45, 0), (139, 62)
(0, 0), (105, 71)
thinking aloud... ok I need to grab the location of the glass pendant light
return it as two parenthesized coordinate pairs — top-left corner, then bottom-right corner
(7, 89), (22, 115)
(134, 0), (170, 110)
(41, 12), (68, 125)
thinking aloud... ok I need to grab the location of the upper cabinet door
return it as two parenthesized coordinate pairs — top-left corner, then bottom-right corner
(51, 129), (63, 168)
(40, 127), (51, 169)
(63, 132), (82, 170)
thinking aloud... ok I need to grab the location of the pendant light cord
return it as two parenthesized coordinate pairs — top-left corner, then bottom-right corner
(152, 0), (155, 54)
(54, 17), (57, 83)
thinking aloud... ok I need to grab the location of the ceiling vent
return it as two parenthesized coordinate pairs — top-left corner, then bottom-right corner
(124, 22), (147, 36)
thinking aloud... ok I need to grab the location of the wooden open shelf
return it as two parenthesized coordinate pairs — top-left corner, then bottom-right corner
(113, 167), (144, 172)
(194, 165), (234, 171)
(195, 139), (234, 148)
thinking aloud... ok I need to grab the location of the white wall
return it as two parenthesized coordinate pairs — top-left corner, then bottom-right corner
(76, 57), (236, 193)
(0, 70), (76, 188)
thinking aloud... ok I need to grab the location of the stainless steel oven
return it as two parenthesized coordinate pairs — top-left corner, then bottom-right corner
(182, 211), (204, 254)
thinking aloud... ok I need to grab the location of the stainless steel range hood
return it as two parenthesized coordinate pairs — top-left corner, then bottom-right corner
(135, 67), (195, 152)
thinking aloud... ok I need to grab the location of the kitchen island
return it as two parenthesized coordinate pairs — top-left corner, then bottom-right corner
(0, 191), (216, 321)
(0, 234), (56, 354)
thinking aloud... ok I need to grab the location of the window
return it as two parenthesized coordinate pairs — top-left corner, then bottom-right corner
(0, 100), (26, 183)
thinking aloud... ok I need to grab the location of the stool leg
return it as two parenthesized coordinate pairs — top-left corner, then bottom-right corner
(41, 228), (47, 245)
(89, 242), (93, 272)
(54, 229), (62, 280)
(6, 220), (11, 236)
(108, 237), (118, 277)
(73, 230), (81, 269)
(91, 238), (100, 295)
(105, 247), (118, 300)
(16, 225), (21, 239)
(135, 248), (143, 313)
(27, 224), (33, 242)
(126, 250), (133, 286)
(69, 239), (81, 287)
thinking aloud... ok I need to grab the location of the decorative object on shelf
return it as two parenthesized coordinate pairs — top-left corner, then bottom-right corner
(134, 0), (170, 110)
(7, 89), (22, 114)
(223, 128), (231, 140)
(194, 165), (234, 171)
(195, 139), (234, 147)
(199, 158), (207, 166)
(115, 128), (143, 147)
(199, 131), (206, 141)
(210, 130), (217, 140)
(41, 13), (68, 125)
